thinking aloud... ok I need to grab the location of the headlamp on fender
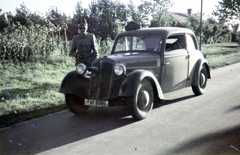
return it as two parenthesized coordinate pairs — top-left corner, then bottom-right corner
(114, 64), (126, 76)
(76, 63), (87, 75)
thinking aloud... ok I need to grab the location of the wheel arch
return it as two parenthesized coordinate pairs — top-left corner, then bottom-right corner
(119, 70), (164, 100)
(203, 62), (211, 79)
(59, 70), (90, 98)
(192, 59), (211, 86)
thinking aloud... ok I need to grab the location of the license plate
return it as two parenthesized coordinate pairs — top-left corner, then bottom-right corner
(84, 99), (109, 107)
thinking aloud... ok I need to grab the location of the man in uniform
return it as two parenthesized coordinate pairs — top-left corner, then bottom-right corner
(70, 18), (98, 67)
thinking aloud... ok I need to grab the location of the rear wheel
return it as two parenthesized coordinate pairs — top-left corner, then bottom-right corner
(127, 79), (153, 120)
(65, 94), (89, 114)
(192, 65), (208, 96)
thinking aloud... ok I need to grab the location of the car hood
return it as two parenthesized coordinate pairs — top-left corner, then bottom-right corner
(98, 52), (161, 73)
(109, 52), (159, 62)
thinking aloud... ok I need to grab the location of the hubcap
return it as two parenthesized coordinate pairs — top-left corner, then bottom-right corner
(138, 90), (150, 109)
(200, 73), (206, 86)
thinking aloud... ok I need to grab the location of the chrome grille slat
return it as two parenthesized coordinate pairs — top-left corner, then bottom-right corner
(89, 61), (113, 100)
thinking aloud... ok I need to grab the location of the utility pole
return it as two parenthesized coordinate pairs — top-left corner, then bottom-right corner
(200, 0), (203, 51)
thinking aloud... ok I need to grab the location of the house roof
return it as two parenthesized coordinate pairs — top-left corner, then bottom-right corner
(168, 12), (190, 23)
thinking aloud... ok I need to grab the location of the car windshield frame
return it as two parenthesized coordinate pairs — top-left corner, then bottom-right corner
(112, 34), (163, 54)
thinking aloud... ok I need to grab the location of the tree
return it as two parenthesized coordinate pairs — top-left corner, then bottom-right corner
(73, 0), (88, 23)
(0, 11), (8, 31)
(126, 0), (145, 27)
(138, 0), (174, 27)
(213, 0), (240, 21)
(88, 0), (126, 44)
(14, 2), (31, 26)
(46, 7), (67, 27)
(68, 0), (89, 37)
(213, 0), (240, 42)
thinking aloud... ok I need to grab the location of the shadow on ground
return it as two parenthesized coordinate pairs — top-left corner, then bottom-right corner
(153, 94), (196, 109)
(0, 107), (135, 155)
(169, 124), (240, 155)
(227, 105), (240, 112)
(0, 104), (67, 128)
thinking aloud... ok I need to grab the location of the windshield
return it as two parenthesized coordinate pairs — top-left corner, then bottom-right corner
(113, 34), (162, 53)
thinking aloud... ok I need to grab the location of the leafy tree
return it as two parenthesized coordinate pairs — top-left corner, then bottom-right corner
(4, 2), (46, 28)
(14, 2), (31, 26)
(69, 0), (89, 37)
(138, 0), (174, 27)
(0, 11), (8, 31)
(126, 0), (145, 27)
(27, 12), (46, 26)
(73, 0), (88, 23)
(177, 14), (231, 44)
(45, 6), (71, 44)
(186, 15), (201, 37)
(46, 7), (68, 27)
(213, 0), (240, 21)
(213, 0), (240, 42)
(88, 0), (126, 44)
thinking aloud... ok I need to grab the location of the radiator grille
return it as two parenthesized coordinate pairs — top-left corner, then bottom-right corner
(89, 61), (113, 100)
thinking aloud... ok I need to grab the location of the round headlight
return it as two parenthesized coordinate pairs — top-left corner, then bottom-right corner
(76, 63), (86, 75)
(114, 64), (126, 76)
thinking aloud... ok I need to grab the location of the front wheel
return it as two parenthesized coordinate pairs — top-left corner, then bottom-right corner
(127, 79), (154, 120)
(65, 94), (89, 114)
(192, 65), (208, 96)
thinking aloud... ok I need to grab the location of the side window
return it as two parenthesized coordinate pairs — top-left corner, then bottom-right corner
(186, 34), (197, 50)
(165, 35), (186, 52)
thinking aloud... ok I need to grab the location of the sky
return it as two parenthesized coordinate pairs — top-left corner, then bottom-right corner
(0, 0), (220, 17)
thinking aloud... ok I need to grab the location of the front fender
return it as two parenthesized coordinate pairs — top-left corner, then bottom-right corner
(192, 59), (211, 86)
(59, 70), (90, 98)
(119, 70), (164, 100)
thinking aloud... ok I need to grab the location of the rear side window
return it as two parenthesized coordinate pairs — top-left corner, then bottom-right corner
(186, 34), (198, 50)
(165, 35), (186, 52)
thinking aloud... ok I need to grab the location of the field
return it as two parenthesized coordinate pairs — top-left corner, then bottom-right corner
(0, 42), (239, 127)
(201, 43), (240, 68)
(0, 56), (74, 127)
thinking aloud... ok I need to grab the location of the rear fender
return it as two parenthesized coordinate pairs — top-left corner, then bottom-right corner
(120, 70), (164, 100)
(59, 70), (90, 98)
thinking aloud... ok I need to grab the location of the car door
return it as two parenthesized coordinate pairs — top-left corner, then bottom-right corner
(161, 34), (189, 93)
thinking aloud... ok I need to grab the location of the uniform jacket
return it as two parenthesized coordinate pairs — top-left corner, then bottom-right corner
(70, 33), (98, 66)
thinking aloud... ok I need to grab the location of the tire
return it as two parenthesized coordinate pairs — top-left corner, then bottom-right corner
(192, 65), (208, 96)
(65, 94), (89, 114)
(127, 79), (154, 120)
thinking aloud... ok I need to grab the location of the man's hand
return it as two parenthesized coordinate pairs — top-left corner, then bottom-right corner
(76, 53), (82, 59)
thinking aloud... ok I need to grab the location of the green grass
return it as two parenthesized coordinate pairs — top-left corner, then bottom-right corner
(0, 56), (75, 127)
(202, 42), (240, 68)
(0, 42), (239, 127)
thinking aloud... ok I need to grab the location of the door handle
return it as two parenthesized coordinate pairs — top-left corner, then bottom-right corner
(164, 62), (170, 65)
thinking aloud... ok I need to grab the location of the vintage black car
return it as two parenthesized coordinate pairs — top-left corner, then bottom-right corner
(59, 22), (211, 120)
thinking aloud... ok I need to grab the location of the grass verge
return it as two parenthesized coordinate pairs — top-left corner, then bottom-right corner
(202, 42), (240, 68)
(0, 56), (74, 127)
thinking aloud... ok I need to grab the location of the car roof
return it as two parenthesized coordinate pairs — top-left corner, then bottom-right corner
(116, 27), (195, 38)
